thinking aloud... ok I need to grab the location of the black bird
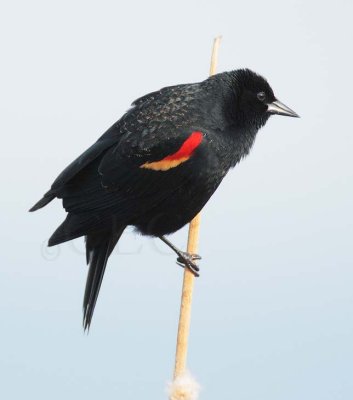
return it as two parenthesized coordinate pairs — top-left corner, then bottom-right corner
(30, 69), (299, 329)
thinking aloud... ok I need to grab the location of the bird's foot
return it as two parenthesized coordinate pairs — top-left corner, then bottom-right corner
(158, 236), (201, 277)
(176, 252), (201, 277)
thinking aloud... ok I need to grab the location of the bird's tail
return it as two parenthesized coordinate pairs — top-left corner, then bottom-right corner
(83, 224), (126, 331)
(29, 190), (56, 212)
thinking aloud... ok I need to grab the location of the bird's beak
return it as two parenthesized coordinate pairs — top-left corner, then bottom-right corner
(267, 100), (299, 118)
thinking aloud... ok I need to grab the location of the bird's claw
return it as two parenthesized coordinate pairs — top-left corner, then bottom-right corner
(176, 252), (202, 263)
(176, 252), (201, 277)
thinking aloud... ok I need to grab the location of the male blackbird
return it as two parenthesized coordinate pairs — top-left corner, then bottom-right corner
(30, 69), (299, 329)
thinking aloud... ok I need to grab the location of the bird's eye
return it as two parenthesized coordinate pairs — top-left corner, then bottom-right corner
(257, 92), (266, 102)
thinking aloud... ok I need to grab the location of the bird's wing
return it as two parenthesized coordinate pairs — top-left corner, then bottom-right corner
(51, 134), (116, 191)
(98, 125), (207, 222)
(29, 124), (123, 211)
(59, 123), (208, 221)
(31, 81), (208, 218)
(130, 83), (190, 108)
(45, 82), (202, 194)
(99, 127), (206, 192)
(87, 81), (208, 215)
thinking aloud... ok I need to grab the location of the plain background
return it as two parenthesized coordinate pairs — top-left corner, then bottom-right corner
(1, 1), (352, 399)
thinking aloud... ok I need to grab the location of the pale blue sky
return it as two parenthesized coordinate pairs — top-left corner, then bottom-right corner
(1, 0), (352, 399)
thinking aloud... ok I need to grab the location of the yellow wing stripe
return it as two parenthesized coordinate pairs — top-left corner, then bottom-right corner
(139, 131), (203, 172)
(141, 157), (190, 171)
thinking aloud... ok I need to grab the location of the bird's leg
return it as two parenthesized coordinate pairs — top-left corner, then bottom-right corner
(158, 236), (201, 277)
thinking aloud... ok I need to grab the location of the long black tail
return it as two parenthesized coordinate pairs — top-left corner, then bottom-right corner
(83, 224), (125, 331)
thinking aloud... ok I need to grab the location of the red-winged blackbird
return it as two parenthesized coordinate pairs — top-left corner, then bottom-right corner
(30, 69), (298, 329)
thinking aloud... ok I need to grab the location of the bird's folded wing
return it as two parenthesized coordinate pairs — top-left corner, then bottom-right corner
(98, 128), (205, 197)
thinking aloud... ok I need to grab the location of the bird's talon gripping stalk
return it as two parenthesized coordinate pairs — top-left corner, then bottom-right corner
(176, 259), (200, 277)
(159, 236), (201, 276)
(176, 251), (201, 277)
(176, 252), (201, 263)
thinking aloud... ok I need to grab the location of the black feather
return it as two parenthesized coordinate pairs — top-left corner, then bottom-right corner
(48, 213), (107, 246)
(83, 225), (125, 331)
(29, 190), (56, 212)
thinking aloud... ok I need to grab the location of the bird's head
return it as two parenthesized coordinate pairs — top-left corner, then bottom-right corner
(229, 69), (299, 130)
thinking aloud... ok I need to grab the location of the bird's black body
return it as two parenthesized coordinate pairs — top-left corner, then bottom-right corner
(30, 69), (298, 329)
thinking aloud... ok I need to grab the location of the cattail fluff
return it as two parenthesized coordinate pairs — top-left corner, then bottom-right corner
(167, 371), (201, 400)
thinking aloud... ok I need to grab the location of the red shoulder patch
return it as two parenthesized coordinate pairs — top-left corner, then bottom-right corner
(141, 131), (203, 171)
(163, 131), (203, 161)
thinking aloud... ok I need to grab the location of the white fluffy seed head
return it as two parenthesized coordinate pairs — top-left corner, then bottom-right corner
(167, 370), (201, 400)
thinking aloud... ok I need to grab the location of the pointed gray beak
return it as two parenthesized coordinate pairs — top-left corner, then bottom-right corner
(267, 100), (299, 118)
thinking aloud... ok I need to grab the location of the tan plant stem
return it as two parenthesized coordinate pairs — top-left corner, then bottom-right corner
(172, 36), (222, 381)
